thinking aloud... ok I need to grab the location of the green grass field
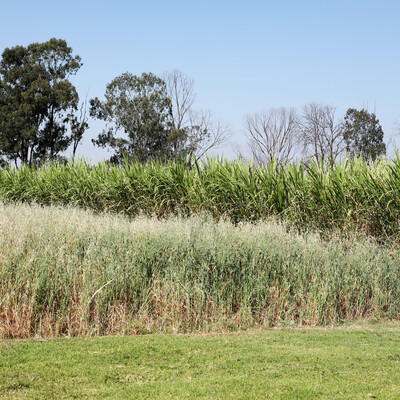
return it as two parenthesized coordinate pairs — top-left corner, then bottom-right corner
(1, 324), (400, 399)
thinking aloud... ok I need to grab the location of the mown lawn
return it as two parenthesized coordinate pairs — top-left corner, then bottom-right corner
(1, 324), (400, 399)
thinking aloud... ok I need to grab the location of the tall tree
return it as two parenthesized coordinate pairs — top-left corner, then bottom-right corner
(33, 39), (82, 161)
(0, 38), (82, 165)
(0, 45), (43, 165)
(244, 107), (299, 165)
(164, 70), (230, 161)
(90, 72), (175, 163)
(299, 103), (345, 164)
(343, 108), (386, 160)
(91, 71), (230, 163)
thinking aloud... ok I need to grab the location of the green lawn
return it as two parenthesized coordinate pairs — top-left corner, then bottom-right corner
(1, 324), (400, 399)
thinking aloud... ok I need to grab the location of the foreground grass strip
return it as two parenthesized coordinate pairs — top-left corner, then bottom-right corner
(1, 325), (400, 399)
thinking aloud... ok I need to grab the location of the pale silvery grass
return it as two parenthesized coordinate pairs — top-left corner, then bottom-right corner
(1, 201), (400, 338)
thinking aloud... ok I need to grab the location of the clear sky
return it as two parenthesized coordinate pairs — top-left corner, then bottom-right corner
(1, 0), (399, 160)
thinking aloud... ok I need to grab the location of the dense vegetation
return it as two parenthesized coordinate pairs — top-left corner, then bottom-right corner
(3, 156), (400, 338)
(2, 201), (400, 338)
(1, 156), (400, 240)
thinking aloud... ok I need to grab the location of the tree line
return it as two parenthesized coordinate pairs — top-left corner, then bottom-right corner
(0, 38), (388, 167)
(244, 104), (386, 165)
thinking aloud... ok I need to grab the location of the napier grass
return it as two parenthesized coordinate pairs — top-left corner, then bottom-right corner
(1, 202), (400, 338)
(2, 156), (400, 241)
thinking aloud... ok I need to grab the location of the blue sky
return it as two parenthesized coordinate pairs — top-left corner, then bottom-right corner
(1, 0), (399, 160)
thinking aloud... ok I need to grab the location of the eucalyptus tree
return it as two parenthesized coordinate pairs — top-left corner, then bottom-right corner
(0, 44), (44, 165)
(91, 71), (230, 163)
(0, 38), (83, 165)
(343, 108), (386, 161)
(90, 72), (177, 163)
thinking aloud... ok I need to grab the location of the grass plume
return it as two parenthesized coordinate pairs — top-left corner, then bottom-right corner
(1, 202), (400, 338)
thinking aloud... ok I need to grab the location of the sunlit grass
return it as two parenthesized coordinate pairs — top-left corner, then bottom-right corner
(1, 325), (400, 399)
(1, 202), (400, 338)
(1, 156), (400, 240)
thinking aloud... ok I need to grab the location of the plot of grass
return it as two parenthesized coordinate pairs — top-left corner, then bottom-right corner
(3, 202), (400, 338)
(3, 155), (400, 240)
(1, 324), (400, 399)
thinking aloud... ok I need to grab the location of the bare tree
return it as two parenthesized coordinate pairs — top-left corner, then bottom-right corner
(395, 120), (400, 134)
(244, 107), (299, 165)
(299, 103), (345, 164)
(164, 69), (196, 130)
(69, 95), (89, 158)
(187, 110), (231, 159)
(164, 70), (231, 160)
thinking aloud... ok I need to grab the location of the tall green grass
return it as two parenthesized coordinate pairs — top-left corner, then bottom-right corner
(1, 202), (400, 338)
(1, 156), (400, 240)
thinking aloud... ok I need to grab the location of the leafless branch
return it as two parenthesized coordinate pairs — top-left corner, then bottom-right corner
(164, 70), (231, 160)
(189, 110), (232, 159)
(70, 93), (89, 158)
(164, 69), (196, 130)
(244, 107), (299, 165)
(298, 103), (345, 164)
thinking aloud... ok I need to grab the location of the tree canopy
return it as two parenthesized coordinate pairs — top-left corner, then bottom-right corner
(343, 108), (386, 161)
(90, 71), (230, 164)
(0, 38), (82, 165)
(90, 72), (180, 163)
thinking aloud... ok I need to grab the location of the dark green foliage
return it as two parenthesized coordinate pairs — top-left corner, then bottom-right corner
(90, 72), (190, 163)
(343, 108), (386, 160)
(0, 45), (42, 165)
(0, 38), (82, 165)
